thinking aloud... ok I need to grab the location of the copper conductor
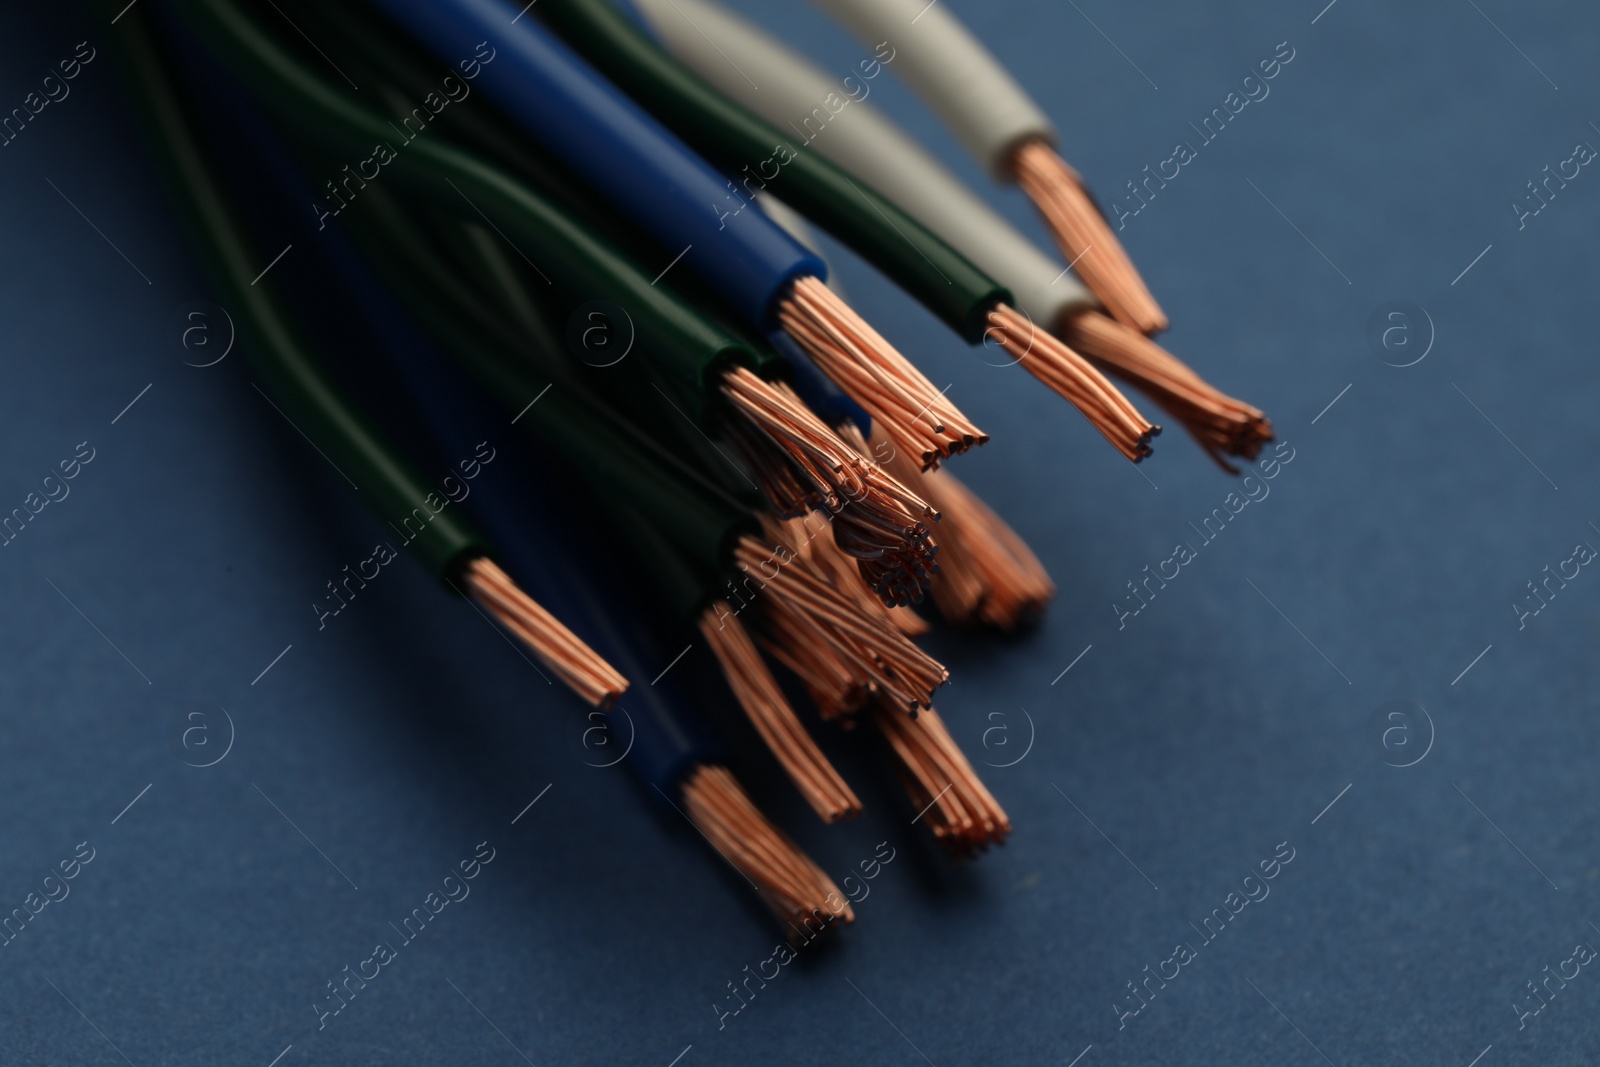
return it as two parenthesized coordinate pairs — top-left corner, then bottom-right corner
(699, 604), (862, 824)
(877, 429), (1055, 630)
(783, 510), (930, 638)
(1058, 309), (1274, 473)
(720, 367), (939, 604)
(462, 556), (628, 709)
(680, 764), (854, 932)
(985, 303), (1158, 462)
(1011, 138), (1169, 335)
(733, 528), (948, 717)
(870, 701), (1011, 859)
(777, 275), (986, 469)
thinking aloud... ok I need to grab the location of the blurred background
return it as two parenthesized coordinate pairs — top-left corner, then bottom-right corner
(0, 0), (1597, 1063)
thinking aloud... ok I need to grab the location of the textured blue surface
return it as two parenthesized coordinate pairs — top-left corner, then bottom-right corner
(2, 1), (1599, 1064)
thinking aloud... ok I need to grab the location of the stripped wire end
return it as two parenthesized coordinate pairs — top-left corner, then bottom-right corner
(871, 701), (1011, 859)
(681, 764), (854, 933)
(876, 429), (1055, 630)
(700, 604), (862, 824)
(985, 304), (1159, 462)
(785, 512), (931, 638)
(777, 275), (986, 470)
(1011, 138), (1169, 335)
(1057, 310), (1274, 473)
(462, 556), (628, 709)
(735, 527), (948, 717)
(721, 366), (938, 604)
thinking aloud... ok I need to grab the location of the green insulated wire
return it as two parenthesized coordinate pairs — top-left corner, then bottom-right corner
(538, 0), (1012, 343)
(178, 0), (769, 420)
(116, 5), (484, 581)
(334, 180), (755, 607)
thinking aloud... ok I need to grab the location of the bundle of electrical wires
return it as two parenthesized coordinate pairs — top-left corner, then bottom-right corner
(108, 0), (1268, 936)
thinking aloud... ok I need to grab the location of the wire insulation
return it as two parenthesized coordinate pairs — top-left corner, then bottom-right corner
(808, 0), (1054, 177)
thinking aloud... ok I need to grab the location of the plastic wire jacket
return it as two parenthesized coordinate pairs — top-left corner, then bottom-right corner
(178, 0), (762, 422)
(323, 210), (722, 793)
(536, 0), (1012, 343)
(279, 0), (788, 394)
(341, 198), (752, 609)
(363, 0), (826, 332)
(809, 0), (1056, 180)
(626, 0), (1096, 329)
(343, 178), (759, 538)
(118, 5), (485, 581)
(253, 1), (779, 492)
(330, 178), (752, 609)
(210, 49), (737, 627)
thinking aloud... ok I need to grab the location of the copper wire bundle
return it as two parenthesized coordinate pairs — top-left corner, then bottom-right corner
(462, 556), (629, 708)
(985, 304), (1159, 462)
(778, 275), (986, 469)
(874, 428), (1055, 630)
(1057, 310), (1274, 472)
(785, 511), (930, 638)
(723, 418), (815, 519)
(699, 604), (862, 823)
(720, 366), (939, 604)
(1011, 139), (1169, 335)
(680, 764), (855, 931)
(733, 527), (948, 716)
(871, 701), (1011, 859)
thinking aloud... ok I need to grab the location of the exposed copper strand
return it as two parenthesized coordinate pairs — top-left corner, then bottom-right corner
(462, 556), (628, 709)
(699, 604), (862, 823)
(1011, 138), (1169, 335)
(1057, 309), (1274, 472)
(870, 702), (1010, 859)
(735, 530), (949, 714)
(680, 764), (854, 931)
(876, 427), (1054, 629)
(777, 275), (986, 468)
(985, 304), (1158, 462)
(721, 367), (940, 604)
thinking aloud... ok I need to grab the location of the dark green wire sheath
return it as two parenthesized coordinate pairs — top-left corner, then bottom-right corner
(537, 0), (1012, 343)
(334, 181), (755, 598)
(118, 4), (485, 581)
(345, 178), (760, 516)
(179, 0), (766, 419)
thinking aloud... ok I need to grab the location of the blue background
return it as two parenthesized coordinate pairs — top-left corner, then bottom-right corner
(1, 0), (1598, 1064)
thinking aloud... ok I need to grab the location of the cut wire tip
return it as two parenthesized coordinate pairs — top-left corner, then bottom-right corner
(985, 303), (1159, 463)
(872, 702), (1010, 859)
(721, 366), (939, 605)
(700, 604), (862, 824)
(463, 556), (629, 709)
(1011, 138), (1169, 336)
(876, 429), (1055, 631)
(778, 275), (986, 469)
(1057, 310), (1274, 473)
(681, 764), (854, 932)
(735, 524), (948, 720)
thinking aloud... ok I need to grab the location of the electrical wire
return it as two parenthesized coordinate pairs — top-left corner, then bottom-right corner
(293, 144), (953, 758)
(185, 41), (858, 925)
(624, 0), (1268, 470)
(542, 0), (1158, 463)
(757, 205), (1055, 629)
(120, 2), (627, 709)
(807, 0), (1167, 334)
(176, 0), (941, 601)
(858, 423), (1054, 631)
(871, 700), (1011, 859)
(359, 0), (983, 468)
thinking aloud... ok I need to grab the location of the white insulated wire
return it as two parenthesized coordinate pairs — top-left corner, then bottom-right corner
(809, 0), (1055, 178)
(629, 0), (1094, 326)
